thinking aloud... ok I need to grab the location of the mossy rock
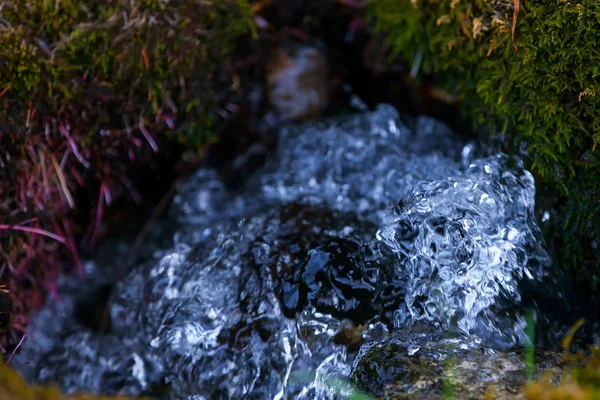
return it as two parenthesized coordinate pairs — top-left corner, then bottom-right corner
(367, 0), (600, 294)
(350, 333), (600, 399)
(350, 335), (565, 399)
(524, 344), (600, 399)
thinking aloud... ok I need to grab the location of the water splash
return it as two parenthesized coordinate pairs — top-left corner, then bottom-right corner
(375, 155), (552, 347)
(17, 104), (560, 399)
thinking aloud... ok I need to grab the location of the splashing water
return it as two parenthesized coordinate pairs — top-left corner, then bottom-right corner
(17, 105), (561, 399)
(375, 155), (553, 347)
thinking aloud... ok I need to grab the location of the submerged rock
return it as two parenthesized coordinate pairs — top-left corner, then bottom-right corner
(16, 104), (563, 399)
(280, 237), (381, 322)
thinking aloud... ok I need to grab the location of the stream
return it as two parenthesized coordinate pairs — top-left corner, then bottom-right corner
(15, 104), (572, 399)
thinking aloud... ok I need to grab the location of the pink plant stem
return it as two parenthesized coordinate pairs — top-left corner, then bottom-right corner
(26, 143), (38, 161)
(26, 161), (40, 192)
(69, 165), (85, 187)
(0, 225), (67, 245)
(18, 176), (27, 209)
(44, 121), (50, 135)
(44, 161), (58, 194)
(225, 103), (241, 113)
(5, 333), (26, 365)
(16, 230), (37, 274)
(0, 83), (11, 99)
(103, 185), (112, 205)
(0, 248), (15, 273)
(40, 150), (50, 201)
(167, 97), (178, 114)
(337, 0), (365, 7)
(131, 137), (143, 147)
(120, 176), (142, 203)
(218, 108), (229, 119)
(138, 123), (159, 153)
(53, 141), (68, 154)
(163, 115), (175, 130)
(43, 264), (59, 302)
(16, 218), (38, 226)
(60, 147), (70, 168)
(58, 123), (90, 168)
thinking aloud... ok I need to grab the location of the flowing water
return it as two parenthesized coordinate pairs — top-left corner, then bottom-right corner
(16, 104), (568, 399)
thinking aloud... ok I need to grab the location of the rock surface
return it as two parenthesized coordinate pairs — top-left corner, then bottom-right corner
(351, 332), (564, 400)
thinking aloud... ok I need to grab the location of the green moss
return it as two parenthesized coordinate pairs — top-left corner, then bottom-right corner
(0, 0), (254, 148)
(368, 0), (600, 287)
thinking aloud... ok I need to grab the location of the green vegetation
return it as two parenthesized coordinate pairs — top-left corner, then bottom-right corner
(1, 0), (254, 149)
(524, 319), (600, 399)
(442, 354), (457, 400)
(526, 309), (536, 381)
(0, 0), (254, 348)
(367, 0), (600, 287)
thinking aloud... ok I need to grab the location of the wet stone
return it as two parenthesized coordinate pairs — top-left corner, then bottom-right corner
(350, 332), (564, 399)
(266, 43), (331, 122)
(281, 238), (382, 322)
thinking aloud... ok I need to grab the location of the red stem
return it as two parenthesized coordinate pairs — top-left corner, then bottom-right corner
(5, 333), (26, 365)
(58, 122), (90, 168)
(0, 225), (67, 245)
(138, 123), (159, 153)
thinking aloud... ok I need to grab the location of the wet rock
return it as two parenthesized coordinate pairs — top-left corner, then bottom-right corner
(281, 238), (381, 322)
(333, 321), (369, 350)
(266, 44), (330, 121)
(243, 203), (380, 321)
(350, 333), (564, 399)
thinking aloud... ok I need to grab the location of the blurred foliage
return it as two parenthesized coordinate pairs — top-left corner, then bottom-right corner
(367, 0), (600, 290)
(525, 326), (600, 400)
(0, 359), (146, 400)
